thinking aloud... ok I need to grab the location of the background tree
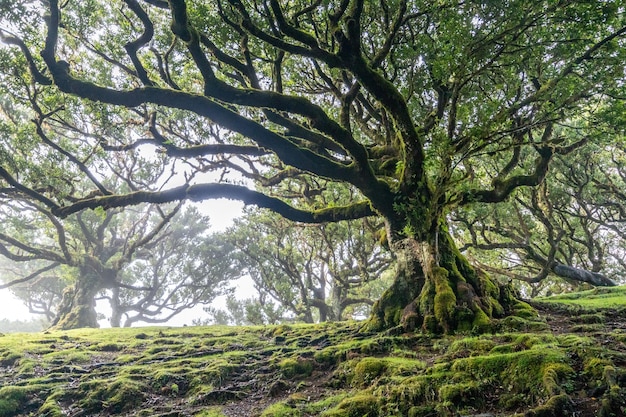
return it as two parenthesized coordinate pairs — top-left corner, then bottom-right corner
(0, 258), (65, 322)
(199, 293), (287, 326)
(0, 317), (48, 333)
(0, 0), (624, 333)
(226, 208), (392, 323)
(454, 141), (626, 296)
(0, 195), (238, 329)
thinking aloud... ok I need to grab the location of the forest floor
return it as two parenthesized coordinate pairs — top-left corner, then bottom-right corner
(0, 286), (625, 417)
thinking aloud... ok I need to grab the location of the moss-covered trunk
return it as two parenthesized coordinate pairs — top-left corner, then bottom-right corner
(49, 266), (101, 330)
(367, 223), (515, 334)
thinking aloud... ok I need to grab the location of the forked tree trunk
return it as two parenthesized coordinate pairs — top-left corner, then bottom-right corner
(49, 268), (101, 330)
(367, 224), (516, 334)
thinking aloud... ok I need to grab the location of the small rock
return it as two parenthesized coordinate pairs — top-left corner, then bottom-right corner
(268, 380), (289, 397)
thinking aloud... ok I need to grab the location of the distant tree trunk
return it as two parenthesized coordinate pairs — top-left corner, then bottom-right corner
(49, 265), (101, 330)
(109, 287), (123, 328)
(367, 218), (516, 334)
(330, 285), (345, 321)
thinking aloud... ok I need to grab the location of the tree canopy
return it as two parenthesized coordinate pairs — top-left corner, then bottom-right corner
(0, 0), (624, 333)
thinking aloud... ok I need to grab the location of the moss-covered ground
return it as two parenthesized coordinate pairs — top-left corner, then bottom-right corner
(1, 287), (625, 416)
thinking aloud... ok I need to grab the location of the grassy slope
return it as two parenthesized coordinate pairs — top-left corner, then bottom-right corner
(0, 287), (624, 417)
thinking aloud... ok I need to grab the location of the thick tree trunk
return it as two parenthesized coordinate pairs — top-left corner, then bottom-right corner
(49, 267), (101, 330)
(367, 226), (517, 334)
(49, 280), (100, 330)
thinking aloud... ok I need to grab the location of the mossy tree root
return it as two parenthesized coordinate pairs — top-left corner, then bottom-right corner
(366, 229), (522, 334)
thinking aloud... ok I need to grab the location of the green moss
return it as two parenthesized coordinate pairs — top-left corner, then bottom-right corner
(301, 394), (349, 414)
(322, 394), (379, 417)
(524, 394), (572, 417)
(43, 350), (92, 364)
(556, 334), (596, 348)
(488, 295), (505, 317)
(279, 358), (313, 379)
(542, 363), (574, 395)
(421, 314), (439, 333)
(433, 267), (457, 332)
(535, 286), (626, 308)
(438, 381), (484, 408)
(0, 350), (22, 366)
(497, 316), (549, 332)
(489, 334), (557, 354)
(418, 281), (435, 316)
(272, 324), (293, 336)
(471, 308), (492, 333)
(448, 336), (496, 355)
(16, 363), (36, 378)
(312, 335), (394, 366)
(584, 357), (613, 381)
(375, 373), (446, 414)
(37, 392), (64, 417)
(408, 405), (437, 417)
(454, 306), (474, 332)
(575, 313), (605, 324)
(383, 306), (402, 327)
(260, 402), (301, 417)
(342, 355), (427, 389)
(194, 407), (228, 417)
(451, 349), (573, 398)
(0, 306), (621, 417)
(570, 323), (605, 333)
(0, 386), (28, 417)
(600, 384), (626, 417)
(512, 300), (538, 319)
(78, 377), (147, 413)
(480, 272), (501, 299)
(384, 357), (427, 375)
(352, 357), (386, 386)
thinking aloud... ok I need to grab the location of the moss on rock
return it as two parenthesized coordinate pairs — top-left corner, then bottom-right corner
(260, 402), (301, 417)
(523, 394), (572, 417)
(279, 357), (313, 379)
(352, 357), (386, 386)
(322, 394), (379, 417)
(0, 386), (28, 417)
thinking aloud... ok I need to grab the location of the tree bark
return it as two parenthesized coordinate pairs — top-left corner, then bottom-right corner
(366, 224), (516, 334)
(552, 264), (617, 287)
(109, 287), (123, 328)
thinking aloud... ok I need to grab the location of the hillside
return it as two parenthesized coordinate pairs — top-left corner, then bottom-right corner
(1, 287), (625, 417)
